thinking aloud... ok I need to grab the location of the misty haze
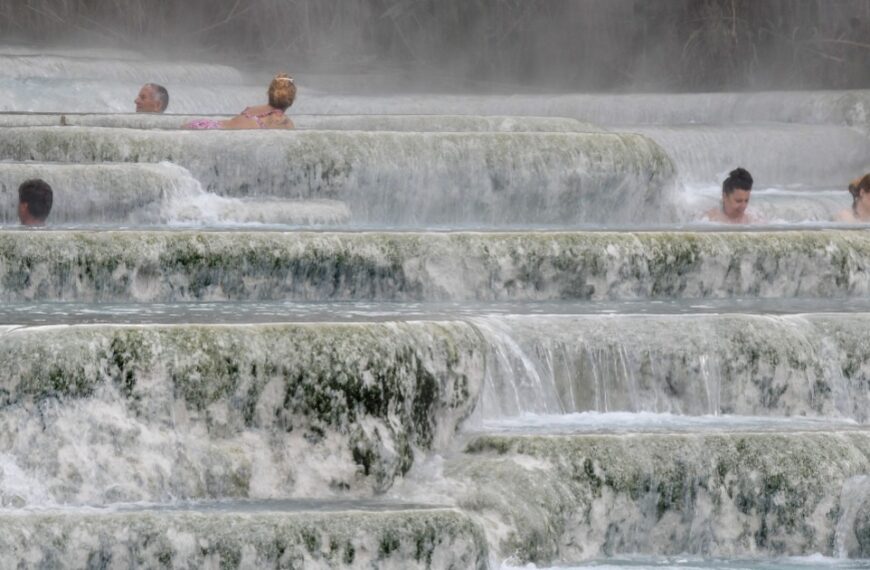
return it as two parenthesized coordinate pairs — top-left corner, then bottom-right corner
(0, 1), (869, 569)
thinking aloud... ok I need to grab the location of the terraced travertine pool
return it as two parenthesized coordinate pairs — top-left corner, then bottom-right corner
(1, 48), (870, 569)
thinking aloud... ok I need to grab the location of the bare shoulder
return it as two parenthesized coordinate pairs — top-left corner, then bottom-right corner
(222, 115), (257, 130)
(702, 208), (724, 222)
(241, 104), (269, 116)
(835, 209), (856, 222)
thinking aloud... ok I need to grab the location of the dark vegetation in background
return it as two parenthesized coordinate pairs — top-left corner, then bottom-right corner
(1, 0), (869, 92)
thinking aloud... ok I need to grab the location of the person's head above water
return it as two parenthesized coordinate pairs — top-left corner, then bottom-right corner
(720, 167), (754, 221)
(268, 73), (296, 111)
(18, 179), (53, 226)
(848, 174), (870, 200)
(848, 173), (870, 214)
(135, 83), (169, 113)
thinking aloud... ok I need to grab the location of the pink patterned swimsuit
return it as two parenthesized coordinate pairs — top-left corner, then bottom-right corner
(184, 118), (223, 130)
(241, 107), (286, 127)
(184, 108), (286, 130)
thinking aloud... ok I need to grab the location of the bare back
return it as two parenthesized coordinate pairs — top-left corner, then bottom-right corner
(222, 104), (294, 130)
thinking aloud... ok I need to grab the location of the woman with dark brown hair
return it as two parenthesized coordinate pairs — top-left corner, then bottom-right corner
(184, 73), (296, 130)
(836, 174), (870, 222)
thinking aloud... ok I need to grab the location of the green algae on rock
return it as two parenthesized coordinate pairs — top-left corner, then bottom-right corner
(474, 313), (870, 421)
(0, 322), (483, 503)
(0, 127), (676, 225)
(452, 431), (870, 563)
(0, 230), (868, 302)
(0, 507), (488, 569)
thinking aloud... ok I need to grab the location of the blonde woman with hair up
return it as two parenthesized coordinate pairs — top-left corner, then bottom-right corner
(184, 73), (296, 130)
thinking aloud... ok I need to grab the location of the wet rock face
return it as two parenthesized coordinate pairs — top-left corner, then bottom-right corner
(0, 322), (483, 503)
(0, 230), (869, 303)
(0, 127), (677, 225)
(630, 124), (870, 188)
(453, 432), (870, 562)
(855, 500), (870, 556)
(0, 509), (489, 570)
(0, 162), (198, 224)
(476, 313), (870, 421)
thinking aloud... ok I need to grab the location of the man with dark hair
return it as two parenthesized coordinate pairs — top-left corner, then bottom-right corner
(135, 83), (169, 113)
(704, 167), (756, 224)
(18, 179), (53, 226)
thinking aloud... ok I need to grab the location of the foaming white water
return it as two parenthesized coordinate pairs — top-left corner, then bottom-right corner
(4, 46), (870, 568)
(472, 313), (870, 421)
(0, 160), (347, 226)
(0, 128), (678, 226)
(0, 161), (198, 224)
(475, 412), (860, 435)
(677, 185), (849, 224)
(0, 454), (55, 508)
(834, 476), (870, 558)
(630, 124), (870, 188)
(0, 321), (482, 505)
(500, 556), (870, 569)
(162, 190), (351, 226)
(0, 376), (358, 505)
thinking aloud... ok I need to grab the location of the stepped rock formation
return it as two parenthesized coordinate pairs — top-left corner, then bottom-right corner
(1, 44), (870, 569)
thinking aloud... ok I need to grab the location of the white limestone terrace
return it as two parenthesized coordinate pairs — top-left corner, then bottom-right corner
(0, 74), (868, 130)
(627, 124), (870, 188)
(0, 161), (349, 226)
(449, 430), (870, 562)
(0, 112), (604, 132)
(0, 506), (488, 569)
(0, 229), (867, 303)
(2, 46), (870, 568)
(0, 127), (678, 226)
(0, 321), (484, 504)
(470, 312), (870, 421)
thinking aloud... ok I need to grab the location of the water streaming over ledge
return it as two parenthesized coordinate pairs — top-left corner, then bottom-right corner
(0, 127), (678, 225)
(1, 46), (870, 568)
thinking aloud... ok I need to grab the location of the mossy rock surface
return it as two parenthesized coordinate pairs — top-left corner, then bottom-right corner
(0, 508), (488, 569)
(0, 230), (868, 302)
(0, 321), (483, 503)
(453, 431), (870, 563)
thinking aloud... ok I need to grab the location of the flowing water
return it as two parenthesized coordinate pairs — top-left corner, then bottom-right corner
(1, 47), (870, 569)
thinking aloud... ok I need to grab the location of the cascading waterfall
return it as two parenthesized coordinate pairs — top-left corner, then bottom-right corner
(0, 43), (869, 570)
(0, 127), (678, 225)
(0, 161), (349, 226)
(472, 313), (870, 420)
(0, 322), (483, 504)
(0, 230), (867, 302)
(627, 124), (870, 188)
